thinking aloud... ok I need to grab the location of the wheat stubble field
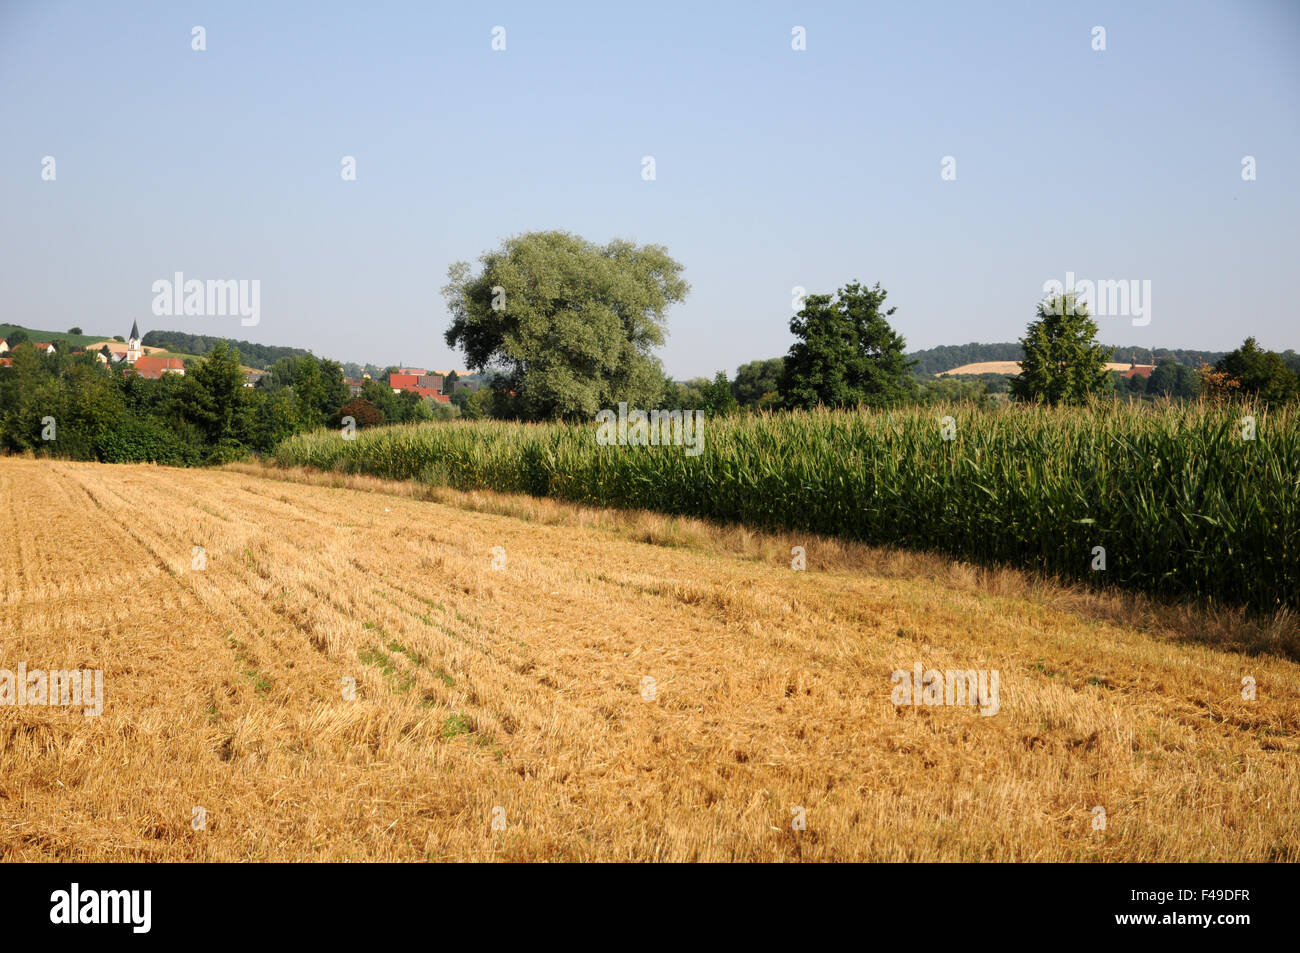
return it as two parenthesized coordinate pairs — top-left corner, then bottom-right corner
(1, 457), (1297, 861)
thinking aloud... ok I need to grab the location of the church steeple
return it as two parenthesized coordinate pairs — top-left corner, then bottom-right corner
(126, 321), (142, 363)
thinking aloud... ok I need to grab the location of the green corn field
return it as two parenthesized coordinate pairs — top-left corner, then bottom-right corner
(272, 401), (1299, 610)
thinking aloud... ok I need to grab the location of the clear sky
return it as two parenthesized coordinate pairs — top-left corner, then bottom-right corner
(2, 1), (1297, 377)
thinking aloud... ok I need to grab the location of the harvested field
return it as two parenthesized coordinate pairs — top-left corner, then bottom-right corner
(937, 361), (1136, 376)
(1, 457), (1297, 861)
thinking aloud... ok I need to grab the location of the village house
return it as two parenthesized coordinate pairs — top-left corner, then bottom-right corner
(1121, 363), (1156, 380)
(388, 371), (450, 403)
(87, 323), (188, 378)
(428, 370), (479, 393)
(89, 321), (166, 366)
(128, 355), (185, 380)
(0, 336), (56, 365)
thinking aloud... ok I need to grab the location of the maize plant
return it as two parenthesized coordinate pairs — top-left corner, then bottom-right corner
(273, 400), (1299, 610)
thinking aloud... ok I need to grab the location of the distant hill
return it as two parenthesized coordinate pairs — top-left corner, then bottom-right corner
(0, 324), (107, 349)
(1106, 345), (1228, 369)
(141, 331), (315, 370)
(907, 342), (1229, 377)
(905, 343), (1024, 377)
(939, 360), (1179, 377)
(1, 324), (319, 371)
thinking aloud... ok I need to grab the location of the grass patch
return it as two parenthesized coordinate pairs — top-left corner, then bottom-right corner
(226, 634), (272, 696)
(386, 639), (425, 666)
(440, 712), (474, 741)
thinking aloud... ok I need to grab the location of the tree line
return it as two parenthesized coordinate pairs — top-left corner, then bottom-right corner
(140, 330), (316, 370)
(903, 342), (1230, 378)
(0, 343), (452, 465)
(5, 229), (1297, 465)
(438, 231), (1300, 417)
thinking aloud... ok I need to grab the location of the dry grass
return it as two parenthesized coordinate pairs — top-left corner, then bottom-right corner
(1, 457), (1297, 861)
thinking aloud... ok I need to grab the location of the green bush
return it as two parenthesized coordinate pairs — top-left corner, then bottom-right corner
(96, 417), (200, 466)
(204, 440), (250, 466)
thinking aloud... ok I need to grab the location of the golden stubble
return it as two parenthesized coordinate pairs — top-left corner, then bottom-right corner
(0, 458), (1296, 861)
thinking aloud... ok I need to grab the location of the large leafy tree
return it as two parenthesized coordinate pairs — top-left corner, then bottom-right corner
(1010, 292), (1113, 405)
(732, 358), (784, 408)
(700, 371), (739, 415)
(180, 341), (249, 446)
(778, 281), (915, 410)
(0, 343), (60, 450)
(357, 379), (434, 424)
(1145, 359), (1200, 399)
(264, 354), (349, 427)
(1214, 337), (1299, 406)
(248, 387), (302, 451)
(656, 375), (708, 410)
(1281, 350), (1300, 378)
(442, 230), (689, 420)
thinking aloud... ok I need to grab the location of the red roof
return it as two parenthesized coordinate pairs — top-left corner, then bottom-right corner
(0, 357), (11, 367)
(1121, 364), (1156, 379)
(33, 342), (55, 352)
(129, 356), (185, 379)
(390, 373), (450, 402)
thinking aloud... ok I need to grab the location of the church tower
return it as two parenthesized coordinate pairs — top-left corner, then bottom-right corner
(126, 320), (142, 363)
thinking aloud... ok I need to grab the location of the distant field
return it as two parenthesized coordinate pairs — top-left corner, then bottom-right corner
(273, 402), (1300, 612)
(1, 457), (1296, 860)
(938, 361), (1137, 377)
(149, 350), (208, 364)
(82, 339), (168, 356)
(0, 324), (108, 348)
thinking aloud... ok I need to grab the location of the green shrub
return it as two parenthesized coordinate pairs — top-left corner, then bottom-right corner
(96, 417), (200, 466)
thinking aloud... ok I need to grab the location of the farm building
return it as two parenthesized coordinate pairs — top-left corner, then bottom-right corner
(389, 372), (451, 403)
(1120, 363), (1156, 380)
(127, 355), (185, 380)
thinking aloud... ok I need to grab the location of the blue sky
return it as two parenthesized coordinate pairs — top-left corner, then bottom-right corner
(2, 1), (1297, 377)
